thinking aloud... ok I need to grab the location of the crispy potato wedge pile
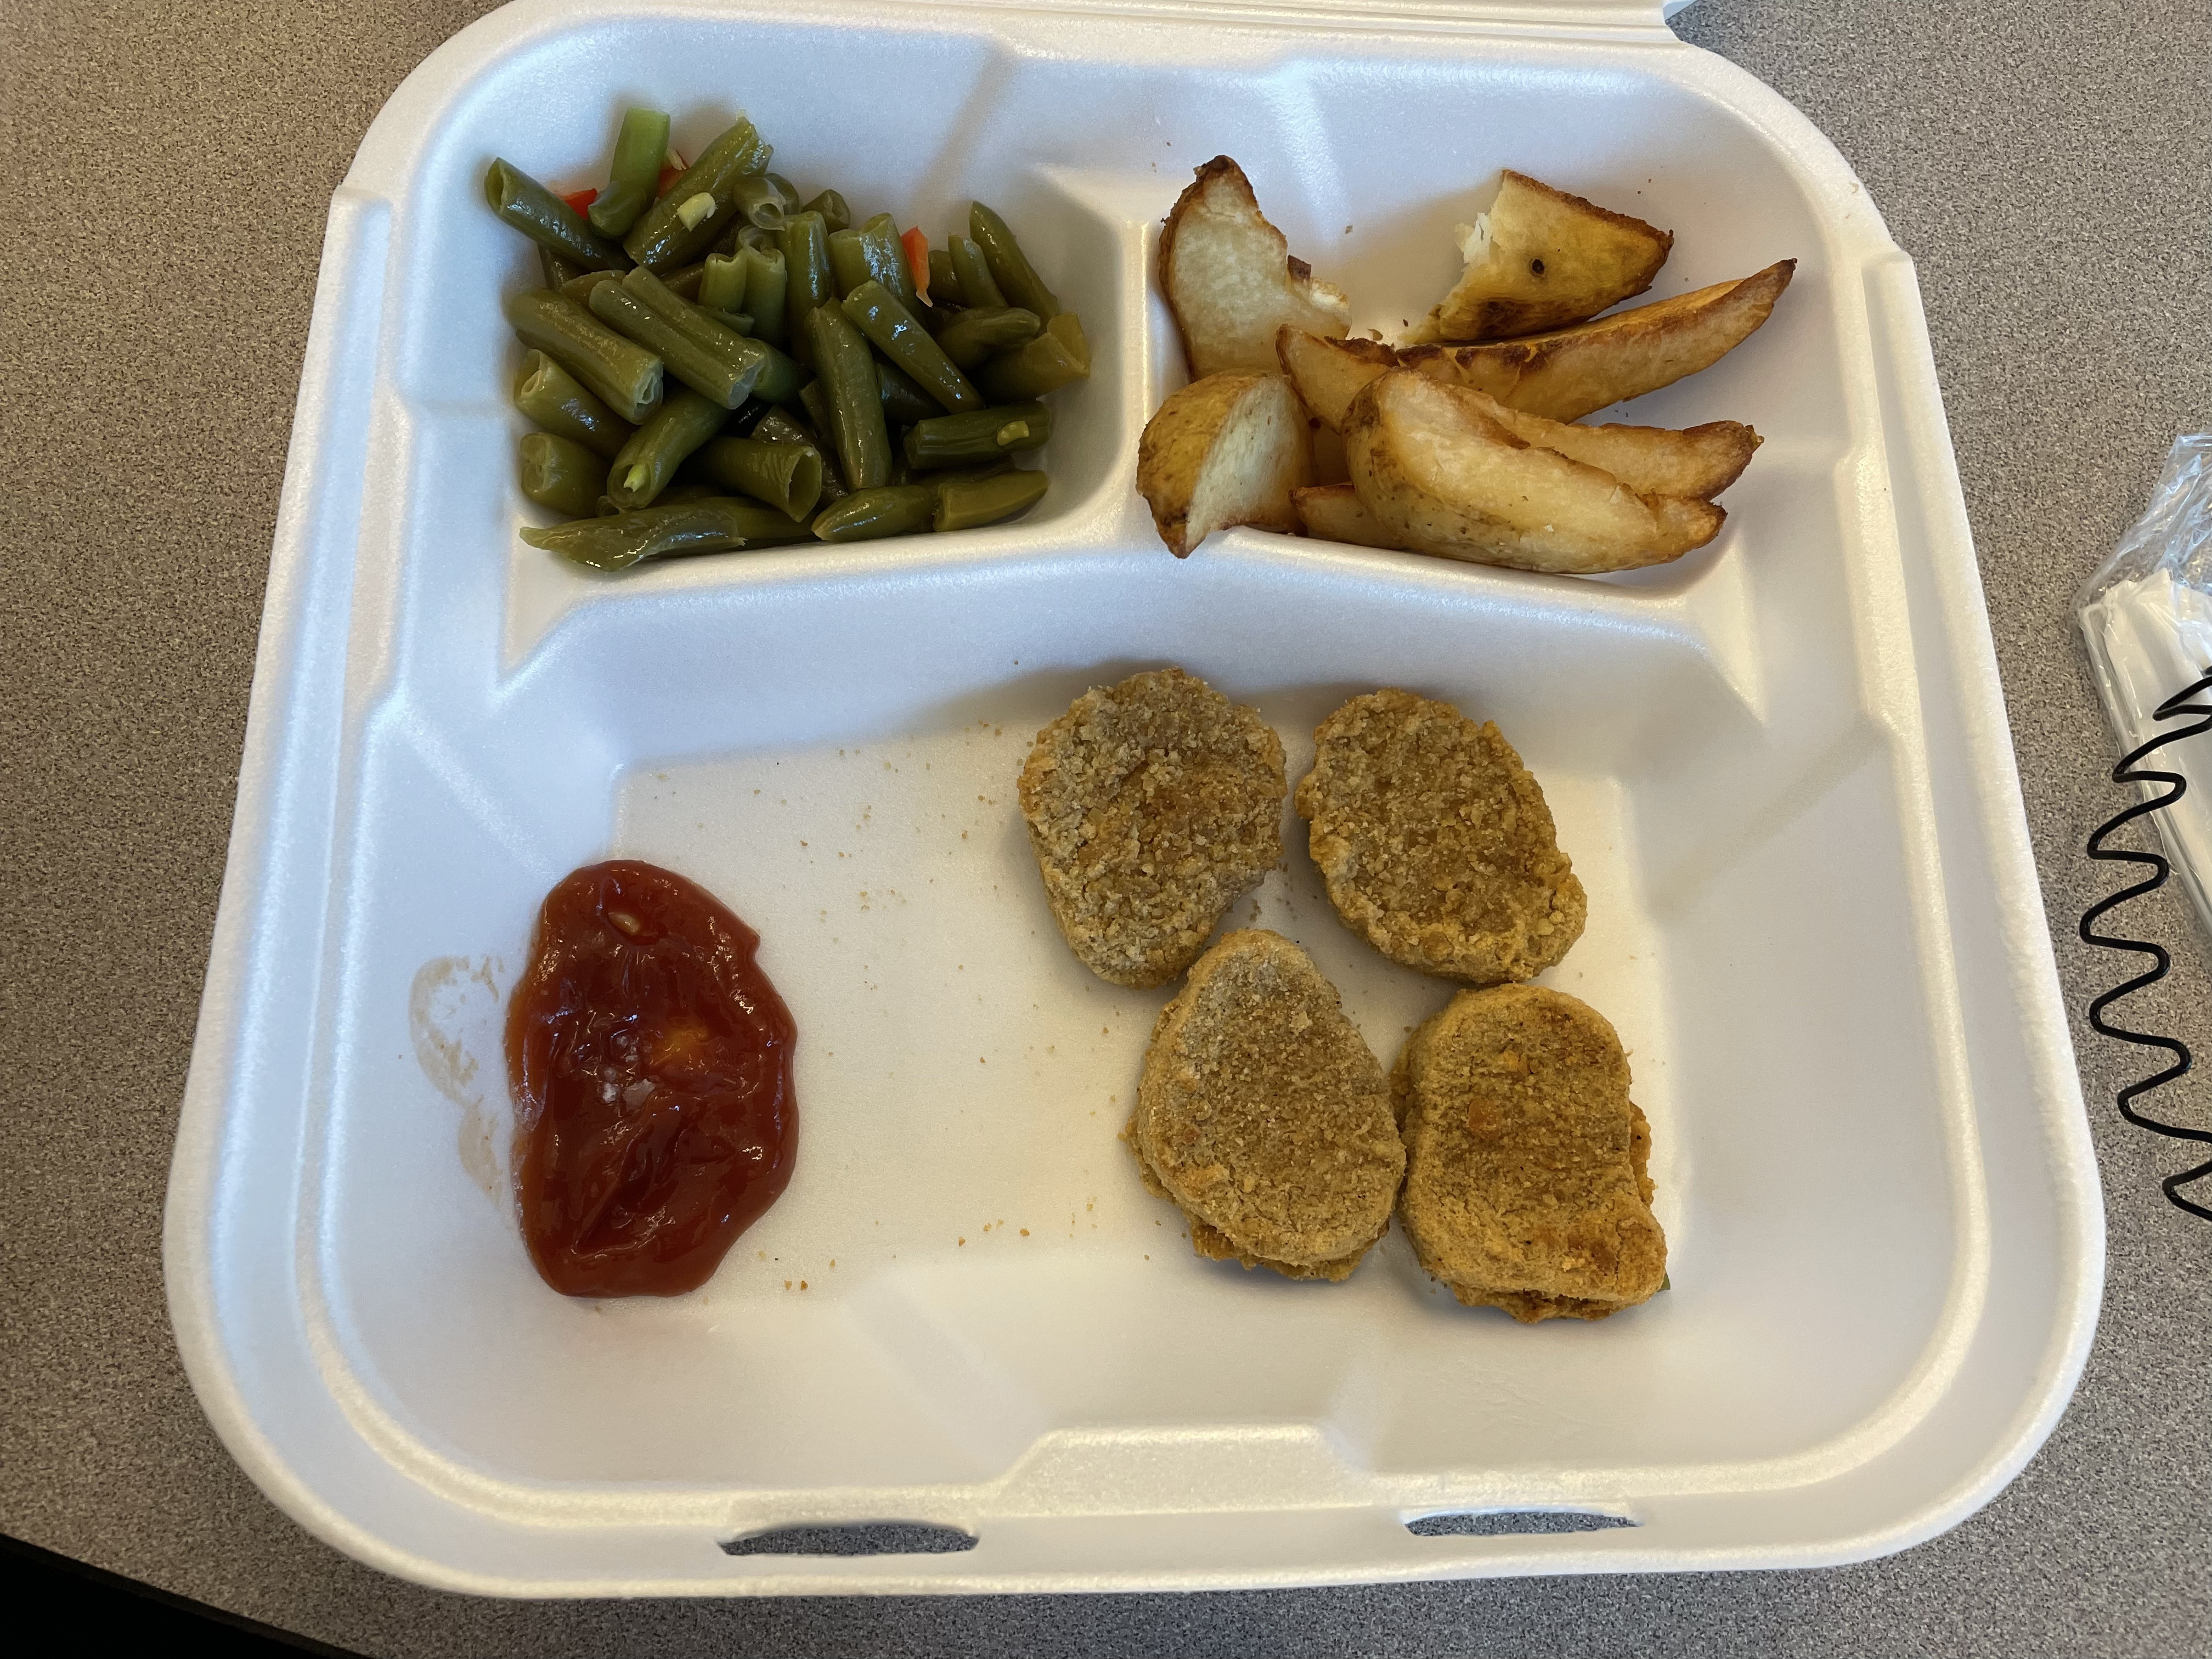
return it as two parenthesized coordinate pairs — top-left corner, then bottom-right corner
(1161, 156), (1351, 378)
(1144, 159), (1791, 572)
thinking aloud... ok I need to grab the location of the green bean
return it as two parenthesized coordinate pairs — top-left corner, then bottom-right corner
(518, 432), (609, 518)
(873, 360), (935, 427)
(601, 481), (716, 517)
(522, 496), (815, 571)
(588, 108), (673, 239)
(561, 268), (621, 303)
(978, 310), (1090, 400)
(765, 174), (801, 213)
(969, 203), (1057, 319)
(617, 267), (753, 375)
(838, 281), (981, 414)
(780, 212), (833, 368)
(505, 289), (663, 422)
(738, 245), (788, 347)
(781, 411), (851, 505)
(803, 304), (893, 490)
(660, 292), (799, 399)
(798, 380), (832, 440)
(664, 262), (709, 302)
(484, 159), (630, 272)
(618, 267), (804, 403)
(803, 189), (850, 233)
(538, 244), (584, 289)
(947, 235), (1006, 311)
(622, 117), (771, 269)
(606, 387), (728, 510)
(588, 280), (752, 407)
(754, 405), (844, 501)
(825, 226), (894, 300)
(901, 400), (1051, 470)
(782, 398), (851, 500)
(933, 466), (1048, 532)
(513, 349), (635, 459)
(824, 228), (867, 298)
(656, 483), (724, 506)
(700, 252), (747, 315)
(734, 172), (787, 232)
(859, 213), (919, 313)
(719, 222), (775, 258)
(812, 484), (938, 543)
(751, 408), (816, 448)
(934, 306), (1041, 370)
(927, 249), (962, 308)
(692, 436), (822, 520)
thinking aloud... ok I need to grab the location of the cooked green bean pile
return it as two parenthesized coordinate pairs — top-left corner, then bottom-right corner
(488, 108), (1085, 572)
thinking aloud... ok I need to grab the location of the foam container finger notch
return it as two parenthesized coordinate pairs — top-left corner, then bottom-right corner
(163, 0), (2102, 1595)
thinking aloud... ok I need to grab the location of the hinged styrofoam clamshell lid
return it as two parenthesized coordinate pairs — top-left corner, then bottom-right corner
(165, 0), (2101, 1596)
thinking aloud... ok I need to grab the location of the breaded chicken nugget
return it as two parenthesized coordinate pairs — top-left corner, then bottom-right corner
(1019, 668), (1286, 988)
(1395, 984), (1665, 1322)
(1133, 930), (1404, 1279)
(1131, 1146), (1362, 1279)
(1297, 690), (1584, 984)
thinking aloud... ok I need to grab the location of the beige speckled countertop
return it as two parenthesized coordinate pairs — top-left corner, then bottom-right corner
(4, 1), (2208, 1653)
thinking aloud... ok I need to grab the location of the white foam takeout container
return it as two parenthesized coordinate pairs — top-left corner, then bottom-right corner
(163, 0), (2103, 1596)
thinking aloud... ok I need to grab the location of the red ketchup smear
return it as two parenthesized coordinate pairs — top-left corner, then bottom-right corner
(506, 860), (797, 1297)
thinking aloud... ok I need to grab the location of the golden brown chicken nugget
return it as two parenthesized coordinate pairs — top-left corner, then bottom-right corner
(1019, 668), (1286, 988)
(1133, 930), (1403, 1278)
(1125, 1142), (1356, 1276)
(1396, 984), (1666, 1322)
(1296, 690), (1584, 984)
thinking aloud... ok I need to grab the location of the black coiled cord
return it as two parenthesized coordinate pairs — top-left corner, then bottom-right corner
(2080, 666), (2212, 1222)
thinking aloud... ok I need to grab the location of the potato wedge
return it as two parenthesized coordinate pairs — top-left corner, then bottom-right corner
(1278, 326), (1396, 431)
(1293, 483), (1402, 549)
(1475, 396), (1758, 500)
(1137, 373), (1311, 557)
(1162, 157), (1351, 378)
(1401, 260), (1795, 422)
(1283, 326), (1756, 497)
(1344, 370), (1722, 574)
(1417, 171), (1671, 343)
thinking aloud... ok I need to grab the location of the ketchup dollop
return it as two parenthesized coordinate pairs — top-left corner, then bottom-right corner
(506, 860), (797, 1297)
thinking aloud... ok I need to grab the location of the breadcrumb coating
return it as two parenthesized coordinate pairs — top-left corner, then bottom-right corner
(1296, 690), (1584, 984)
(1133, 930), (1403, 1277)
(1393, 984), (1665, 1322)
(1019, 669), (1286, 989)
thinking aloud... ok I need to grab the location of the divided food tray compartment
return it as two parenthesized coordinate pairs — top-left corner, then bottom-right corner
(164, 0), (2102, 1595)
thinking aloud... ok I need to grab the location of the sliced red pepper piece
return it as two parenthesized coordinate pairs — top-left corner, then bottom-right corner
(561, 187), (599, 214)
(900, 227), (930, 301)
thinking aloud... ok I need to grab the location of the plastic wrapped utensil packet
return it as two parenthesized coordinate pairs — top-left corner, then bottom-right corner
(2077, 433), (2212, 939)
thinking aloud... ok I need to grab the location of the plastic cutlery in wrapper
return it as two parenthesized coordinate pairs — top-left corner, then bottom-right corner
(2075, 433), (2212, 1221)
